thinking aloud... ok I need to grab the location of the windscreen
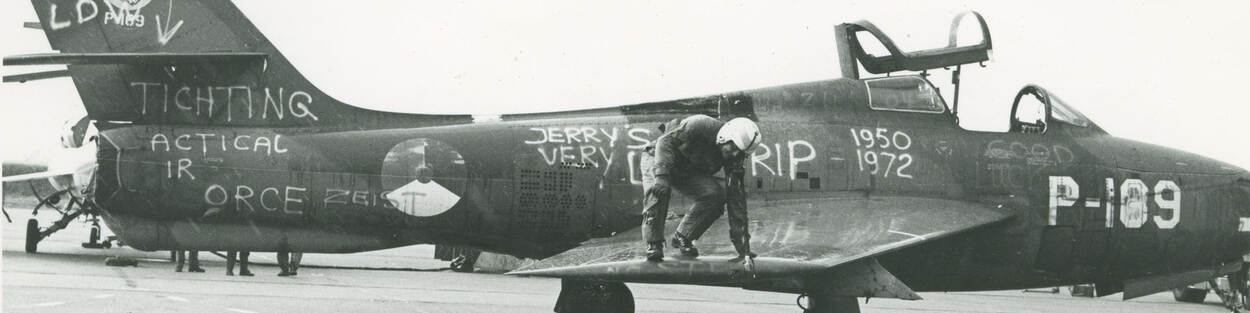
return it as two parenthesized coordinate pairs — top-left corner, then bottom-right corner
(1048, 94), (1091, 127)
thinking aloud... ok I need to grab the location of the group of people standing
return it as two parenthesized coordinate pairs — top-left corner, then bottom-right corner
(173, 250), (303, 276)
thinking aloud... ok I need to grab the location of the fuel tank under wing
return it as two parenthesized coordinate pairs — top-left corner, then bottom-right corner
(508, 195), (1012, 290)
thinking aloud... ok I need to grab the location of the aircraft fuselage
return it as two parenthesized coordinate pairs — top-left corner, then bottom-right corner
(91, 76), (1250, 292)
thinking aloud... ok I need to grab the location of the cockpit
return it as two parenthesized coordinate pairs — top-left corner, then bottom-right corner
(1009, 85), (1096, 134)
(837, 11), (1101, 135)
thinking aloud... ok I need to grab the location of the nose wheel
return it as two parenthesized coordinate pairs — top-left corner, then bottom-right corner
(81, 219), (112, 249)
(25, 218), (40, 253)
(23, 188), (106, 253)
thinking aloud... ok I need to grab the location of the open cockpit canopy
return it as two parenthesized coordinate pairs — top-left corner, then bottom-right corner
(835, 11), (992, 120)
(835, 11), (992, 79)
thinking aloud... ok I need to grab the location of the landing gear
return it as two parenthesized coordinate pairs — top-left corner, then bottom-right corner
(1172, 286), (1208, 303)
(1210, 263), (1250, 312)
(554, 280), (634, 313)
(798, 290), (860, 313)
(1175, 263), (1250, 311)
(450, 250), (480, 272)
(23, 187), (102, 253)
(25, 218), (40, 253)
(81, 218), (111, 249)
(435, 245), (481, 272)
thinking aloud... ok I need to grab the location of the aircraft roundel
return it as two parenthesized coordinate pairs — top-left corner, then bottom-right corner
(380, 138), (467, 217)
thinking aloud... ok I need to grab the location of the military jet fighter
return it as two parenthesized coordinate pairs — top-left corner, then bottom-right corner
(5, 1), (1249, 313)
(1, 115), (113, 252)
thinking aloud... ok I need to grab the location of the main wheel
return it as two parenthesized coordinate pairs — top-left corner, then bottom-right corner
(1173, 287), (1209, 303)
(554, 280), (634, 313)
(89, 226), (100, 244)
(25, 218), (40, 253)
(450, 255), (477, 272)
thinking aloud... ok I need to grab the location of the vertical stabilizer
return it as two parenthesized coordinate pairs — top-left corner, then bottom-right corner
(22, 0), (459, 128)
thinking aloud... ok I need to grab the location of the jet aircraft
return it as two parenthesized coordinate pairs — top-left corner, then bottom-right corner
(1, 115), (113, 252)
(4, 1), (1250, 313)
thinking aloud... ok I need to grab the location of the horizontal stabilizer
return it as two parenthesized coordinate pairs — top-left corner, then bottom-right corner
(1, 170), (72, 183)
(3, 70), (69, 83)
(23, 22), (39, 29)
(3, 52), (267, 66)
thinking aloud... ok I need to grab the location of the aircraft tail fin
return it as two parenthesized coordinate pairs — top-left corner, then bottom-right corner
(15, 0), (455, 128)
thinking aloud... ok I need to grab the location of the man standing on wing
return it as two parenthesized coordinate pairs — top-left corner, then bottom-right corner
(640, 115), (761, 263)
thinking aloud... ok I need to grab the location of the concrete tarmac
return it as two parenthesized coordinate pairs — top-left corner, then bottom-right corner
(0, 207), (1235, 313)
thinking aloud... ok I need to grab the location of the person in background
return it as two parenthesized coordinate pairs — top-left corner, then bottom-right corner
(288, 252), (303, 276)
(226, 251), (254, 276)
(174, 250), (205, 273)
(277, 248), (292, 277)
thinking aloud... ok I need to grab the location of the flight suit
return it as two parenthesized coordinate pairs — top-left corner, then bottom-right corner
(641, 115), (750, 252)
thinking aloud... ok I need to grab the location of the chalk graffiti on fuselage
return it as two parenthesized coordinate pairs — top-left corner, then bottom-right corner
(150, 132), (289, 156)
(749, 140), (816, 180)
(148, 132), (289, 181)
(850, 127), (914, 179)
(45, 0), (154, 30)
(129, 82), (319, 122)
(524, 125), (819, 183)
(203, 184), (400, 217)
(985, 140), (1075, 167)
(204, 184), (307, 215)
(524, 126), (654, 179)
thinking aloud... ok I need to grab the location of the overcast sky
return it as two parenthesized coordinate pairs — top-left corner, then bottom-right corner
(2, 1), (1248, 170)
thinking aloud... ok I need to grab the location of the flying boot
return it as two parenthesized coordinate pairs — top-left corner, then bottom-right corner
(645, 241), (664, 262)
(671, 234), (699, 258)
(729, 237), (756, 262)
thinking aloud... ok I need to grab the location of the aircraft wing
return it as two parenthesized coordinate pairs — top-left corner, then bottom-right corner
(1, 170), (73, 183)
(509, 195), (1012, 295)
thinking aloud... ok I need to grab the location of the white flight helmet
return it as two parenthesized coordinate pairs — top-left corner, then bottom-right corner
(716, 118), (762, 153)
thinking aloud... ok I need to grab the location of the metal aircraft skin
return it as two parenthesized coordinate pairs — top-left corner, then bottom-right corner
(6, 0), (1250, 312)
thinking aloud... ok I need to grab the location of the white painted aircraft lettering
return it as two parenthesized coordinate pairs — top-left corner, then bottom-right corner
(1048, 176), (1181, 229)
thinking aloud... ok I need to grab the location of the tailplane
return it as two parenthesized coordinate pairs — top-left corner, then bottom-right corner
(11, 0), (456, 128)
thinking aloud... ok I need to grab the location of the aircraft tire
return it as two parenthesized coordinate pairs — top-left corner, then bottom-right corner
(554, 280), (634, 313)
(450, 255), (477, 272)
(1172, 287), (1208, 303)
(25, 219), (39, 253)
(89, 226), (100, 244)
